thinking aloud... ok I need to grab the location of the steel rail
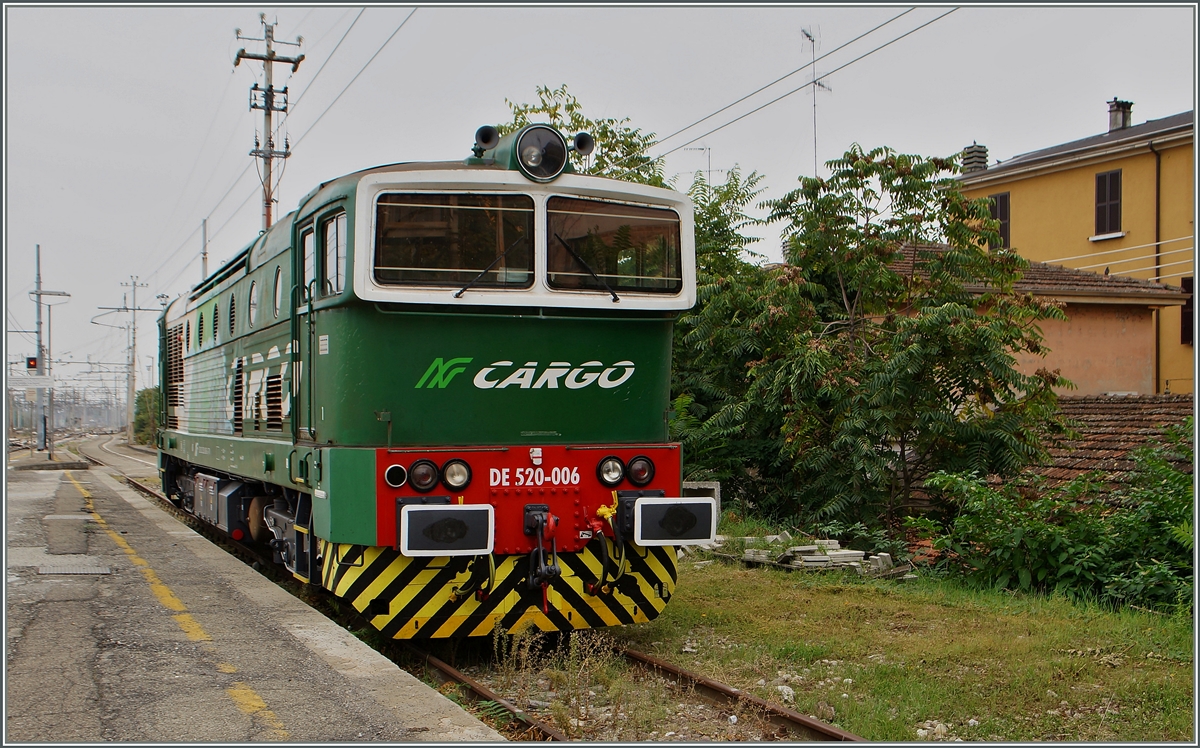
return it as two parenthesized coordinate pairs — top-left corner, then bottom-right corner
(617, 646), (863, 741)
(400, 644), (567, 741)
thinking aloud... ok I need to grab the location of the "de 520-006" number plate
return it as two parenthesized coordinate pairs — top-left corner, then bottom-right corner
(489, 466), (581, 487)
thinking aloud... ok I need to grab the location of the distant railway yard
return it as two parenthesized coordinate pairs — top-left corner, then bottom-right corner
(6, 433), (1188, 742)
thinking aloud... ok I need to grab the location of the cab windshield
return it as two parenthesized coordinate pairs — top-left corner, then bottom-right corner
(547, 196), (682, 294)
(374, 194), (534, 287)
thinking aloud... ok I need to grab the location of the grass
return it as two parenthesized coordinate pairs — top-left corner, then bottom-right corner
(612, 557), (1194, 741)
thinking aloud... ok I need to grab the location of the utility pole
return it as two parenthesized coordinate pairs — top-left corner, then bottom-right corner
(235, 15), (303, 231)
(99, 278), (153, 445)
(29, 245), (70, 452)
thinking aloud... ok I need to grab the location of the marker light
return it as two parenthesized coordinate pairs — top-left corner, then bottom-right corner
(597, 456), (625, 487)
(441, 459), (472, 491)
(627, 456), (655, 487)
(409, 459), (440, 493)
(384, 464), (408, 488)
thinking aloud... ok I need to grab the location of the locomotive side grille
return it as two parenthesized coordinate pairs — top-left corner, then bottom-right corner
(166, 324), (184, 430)
(266, 373), (282, 431)
(233, 358), (244, 435)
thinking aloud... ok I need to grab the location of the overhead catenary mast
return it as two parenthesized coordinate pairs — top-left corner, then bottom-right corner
(30, 245), (70, 451)
(99, 278), (155, 445)
(235, 15), (304, 231)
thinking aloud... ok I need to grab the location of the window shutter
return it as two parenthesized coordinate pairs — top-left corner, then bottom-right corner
(1095, 170), (1121, 235)
(1182, 277), (1194, 346)
(988, 192), (1010, 249)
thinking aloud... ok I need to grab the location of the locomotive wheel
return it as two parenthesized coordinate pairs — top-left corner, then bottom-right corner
(247, 495), (272, 544)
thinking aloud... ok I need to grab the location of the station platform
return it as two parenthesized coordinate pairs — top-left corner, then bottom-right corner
(5, 460), (504, 742)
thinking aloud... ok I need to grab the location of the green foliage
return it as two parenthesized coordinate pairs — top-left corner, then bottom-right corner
(476, 700), (514, 729)
(676, 143), (1073, 528)
(133, 386), (160, 445)
(671, 167), (786, 505)
(923, 418), (1195, 612)
(499, 84), (666, 186)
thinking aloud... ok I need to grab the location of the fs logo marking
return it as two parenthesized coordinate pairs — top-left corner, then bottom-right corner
(415, 357), (473, 389)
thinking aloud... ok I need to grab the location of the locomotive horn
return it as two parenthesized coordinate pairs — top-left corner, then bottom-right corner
(571, 131), (595, 156)
(474, 125), (500, 151)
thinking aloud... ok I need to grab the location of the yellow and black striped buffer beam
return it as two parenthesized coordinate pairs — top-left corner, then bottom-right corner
(319, 538), (678, 639)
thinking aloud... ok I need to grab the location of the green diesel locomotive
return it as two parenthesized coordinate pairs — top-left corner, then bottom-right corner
(158, 124), (716, 639)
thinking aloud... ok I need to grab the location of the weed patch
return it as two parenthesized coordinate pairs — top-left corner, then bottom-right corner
(619, 559), (1193, 741)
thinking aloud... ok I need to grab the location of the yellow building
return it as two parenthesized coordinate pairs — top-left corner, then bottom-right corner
(959, 100), (1194, 394)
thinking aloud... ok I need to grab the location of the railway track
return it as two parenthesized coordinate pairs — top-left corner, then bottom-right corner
(76, 438), (861, 742)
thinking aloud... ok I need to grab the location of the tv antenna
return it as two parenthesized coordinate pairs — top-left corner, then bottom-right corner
(802, 27), (832, 177)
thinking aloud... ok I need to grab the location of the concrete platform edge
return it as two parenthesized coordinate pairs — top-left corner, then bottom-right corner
(89, 470), (505, 742)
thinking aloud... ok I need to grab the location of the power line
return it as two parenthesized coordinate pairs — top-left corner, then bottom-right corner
(147, 8), (388, 291)
(291, 8), (417, 151)
(144, 68), (240, 258)
(178, 5), (418, 281)
(273, 7), (365, 141)
(596, 8), (914, 180)
(614, 8), (960, 181)
(654, 9), (912, 154)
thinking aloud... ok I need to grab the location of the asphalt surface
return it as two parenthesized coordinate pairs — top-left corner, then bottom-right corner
(5, 443), (504, 742)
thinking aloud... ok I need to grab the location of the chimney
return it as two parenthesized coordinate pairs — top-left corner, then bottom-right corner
(1108, 98), (1134, 132)
(962, 142), (989, 173)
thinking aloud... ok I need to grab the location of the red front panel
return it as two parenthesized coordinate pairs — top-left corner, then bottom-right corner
(374, 444), (681, 553)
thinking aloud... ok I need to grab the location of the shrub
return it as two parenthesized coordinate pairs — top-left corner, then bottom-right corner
(921, 417), (1193, 612)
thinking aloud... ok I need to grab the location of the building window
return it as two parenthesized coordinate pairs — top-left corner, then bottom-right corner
(1095, 170), (1121, 235)
(988, 192), (1010, 249)
(1182, 277), (1194, 346)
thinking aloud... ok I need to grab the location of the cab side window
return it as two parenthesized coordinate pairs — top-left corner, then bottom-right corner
(300, 227), (315, 301)
(324, 212), (347, 296)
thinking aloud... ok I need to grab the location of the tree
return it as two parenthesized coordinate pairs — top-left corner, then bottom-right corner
(133, 387), (160, 445)
(679, 144), (1072, 525)
(670, 168), (793, 502)
(499, 84), (667, 187)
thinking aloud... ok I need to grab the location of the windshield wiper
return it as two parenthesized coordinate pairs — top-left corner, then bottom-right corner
(454, 235), (529, 298)
(554, 233), (620, 303)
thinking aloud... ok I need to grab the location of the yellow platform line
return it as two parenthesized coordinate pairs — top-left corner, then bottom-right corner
(65, 471), (289, 739)
(226, 682), (290, 740)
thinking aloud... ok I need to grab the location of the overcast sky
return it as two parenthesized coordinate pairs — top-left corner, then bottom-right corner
(4, 4), (1196, 399)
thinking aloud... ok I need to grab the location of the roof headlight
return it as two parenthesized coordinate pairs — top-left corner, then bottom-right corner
(515, 125), (568, 182)
(597, 456), (625, 487)
(441, 459), (472, 491)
